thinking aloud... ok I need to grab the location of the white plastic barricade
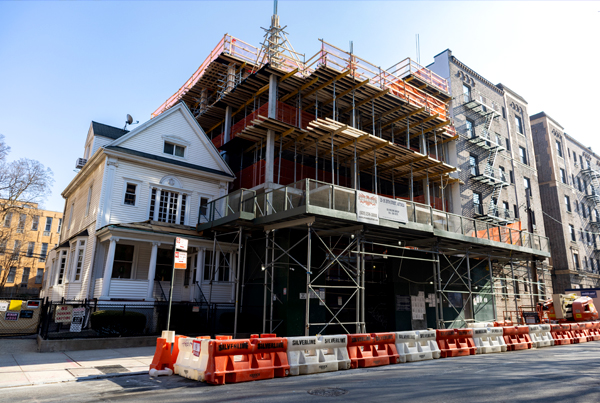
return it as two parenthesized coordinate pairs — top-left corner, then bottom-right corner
(395, 330), (441, 362)
(529, 324), (554, 348)
(472, 322), (495, 328)
(287, 335), (351, 376)
(473, 327), (507, 354)
(174, 337), (210, 381)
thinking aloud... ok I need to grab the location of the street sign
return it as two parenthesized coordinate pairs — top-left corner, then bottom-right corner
(176, 237), (188, 251)
(174, 251), (187, 269)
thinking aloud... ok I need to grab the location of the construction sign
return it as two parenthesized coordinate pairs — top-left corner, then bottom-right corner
(174, 251), (187, 269)
(357, 191), (379, 224)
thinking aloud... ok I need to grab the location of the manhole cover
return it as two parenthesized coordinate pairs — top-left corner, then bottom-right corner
(307, 388), (348, 397)
(95, 365), (130, 374)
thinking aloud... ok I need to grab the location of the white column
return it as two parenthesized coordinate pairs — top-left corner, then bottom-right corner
(100, 238), (118, 299)
(146, 242), (159, 300)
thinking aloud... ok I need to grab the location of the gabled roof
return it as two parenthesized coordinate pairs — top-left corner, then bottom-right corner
(107, 102), (234, 177)
(105, 145), (234, 178)
(91, 121), (129, 139)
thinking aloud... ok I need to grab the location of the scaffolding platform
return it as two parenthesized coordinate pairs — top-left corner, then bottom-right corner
(198, 179), (549, 261)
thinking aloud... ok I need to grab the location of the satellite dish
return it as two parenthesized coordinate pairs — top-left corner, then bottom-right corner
(123, 114), (139, 130)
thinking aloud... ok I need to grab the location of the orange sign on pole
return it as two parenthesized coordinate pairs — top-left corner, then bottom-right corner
(174, 251), (187, 270)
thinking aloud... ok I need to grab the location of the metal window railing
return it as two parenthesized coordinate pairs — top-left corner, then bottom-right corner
(199, 179), (549, 254)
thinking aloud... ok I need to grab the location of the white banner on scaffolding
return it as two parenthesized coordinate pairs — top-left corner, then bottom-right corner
(356, 191), (379, 224)
(378, 196), (408, 224)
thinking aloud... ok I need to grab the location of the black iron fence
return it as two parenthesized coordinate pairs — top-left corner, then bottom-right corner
(38, 300), (236, 340)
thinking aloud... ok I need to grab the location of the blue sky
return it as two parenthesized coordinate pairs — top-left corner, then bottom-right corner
(1, 1), (599, 212)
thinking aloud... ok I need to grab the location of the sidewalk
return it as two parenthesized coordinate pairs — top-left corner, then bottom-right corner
(0, 341), (153, 389)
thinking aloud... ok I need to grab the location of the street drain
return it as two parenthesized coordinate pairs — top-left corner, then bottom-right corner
(307, 388), (348, 397)
(95, 365), (130, 374)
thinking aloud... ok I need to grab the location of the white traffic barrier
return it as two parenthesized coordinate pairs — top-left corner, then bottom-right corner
(472, 322), (495, 328)
(174, 337), (210, 381)
(287, 335), (351, 376)
(149, 368), (173, 377)
(473, 327), (507, 354)
(395, 330), (441, 362)
(529, 324), (554, 348)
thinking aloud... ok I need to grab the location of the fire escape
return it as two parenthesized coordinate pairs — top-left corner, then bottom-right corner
(461, 92), (513, 225)
(581, 166), (600, 256)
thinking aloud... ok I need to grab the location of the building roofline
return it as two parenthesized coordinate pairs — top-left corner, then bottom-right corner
(497, 83), (528, 105)
(104, 145), (235, 179)
(563, 132), (599, 159)
(529, 111), (564, 130)
(449, 55), (503, 94)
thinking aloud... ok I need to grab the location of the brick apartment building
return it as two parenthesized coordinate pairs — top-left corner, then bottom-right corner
(1, 203), (63, 296)
(531, 112), (600, 293)
(429, 50), (552, 318)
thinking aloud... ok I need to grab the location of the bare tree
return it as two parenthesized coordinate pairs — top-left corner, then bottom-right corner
(0, 134), (54, 289)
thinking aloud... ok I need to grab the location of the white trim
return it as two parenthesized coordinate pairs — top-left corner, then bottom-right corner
(158, 175), (183, 189)
(107, 103), (235, 177)
(71, 238), (88, 283)
(121, 178), (142, 207)
(85, 184), (93, 217)
(111, 241), (139, 280)
(162, 134), (191, 147)
(148, 183), (192, 225)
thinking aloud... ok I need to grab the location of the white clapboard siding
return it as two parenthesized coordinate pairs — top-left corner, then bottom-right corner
(63, 159), (105, 241)
(91, 136), (113, 157)
(108, 159), (220, 226)
(65, 283), (82, 300)
(109, 279), (149, 300)
(135, 243), (151, 280)
(94, 278), (103, 299)
(116, 107), (223, 172)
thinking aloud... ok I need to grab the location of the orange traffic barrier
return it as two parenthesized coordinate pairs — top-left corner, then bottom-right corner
(203, 334), (290, 385)
(550, 324), (573, 345)
(588, 322), (600, 341)
(150, 337), (174, 373)
(346, 333), (400, 369)
(569, 323), (588, 343)
(502, 326), (532, 351)
(436, 329), (477, 358)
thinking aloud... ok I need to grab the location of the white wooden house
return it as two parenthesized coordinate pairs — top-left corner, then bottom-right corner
(41, 103), (238, 304)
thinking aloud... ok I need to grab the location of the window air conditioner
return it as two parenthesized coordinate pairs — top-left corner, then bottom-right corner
(75, 158), (87, 169)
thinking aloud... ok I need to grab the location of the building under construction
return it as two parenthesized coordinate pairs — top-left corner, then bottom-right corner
(152, 11), (551, 336)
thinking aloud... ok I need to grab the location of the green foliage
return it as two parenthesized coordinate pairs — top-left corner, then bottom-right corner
(90, 310), (147, 336)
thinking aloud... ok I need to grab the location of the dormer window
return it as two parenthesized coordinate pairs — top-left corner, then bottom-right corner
(164, 141), (185, 157)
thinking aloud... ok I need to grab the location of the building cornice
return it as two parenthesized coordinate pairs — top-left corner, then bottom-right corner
(450, 56), (503, 95)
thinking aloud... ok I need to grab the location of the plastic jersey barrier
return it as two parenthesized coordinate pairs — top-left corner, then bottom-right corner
(174, 335), (232, 381)
(436, 329), (477, 358)
(588, 322), (600, 341)
(570, 323), (589, 344)
(502, 326), (532, 351)
(473, 327), (507, 354)
(395, 330), (441, 362)
(347, 333), (401, 369)
(286, 335), (351, 376)
(550, 324), (573, 345)
(528, 325), (554, 348)
(203, 334), (290, 385)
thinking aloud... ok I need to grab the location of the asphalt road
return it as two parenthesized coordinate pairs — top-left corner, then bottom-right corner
(4, 342), (600, 403)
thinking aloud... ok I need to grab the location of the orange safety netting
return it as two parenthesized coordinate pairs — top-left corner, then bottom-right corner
(212, 102), (316, 148)
(233, 158), (350, 190)
(473, 221), (523, 244)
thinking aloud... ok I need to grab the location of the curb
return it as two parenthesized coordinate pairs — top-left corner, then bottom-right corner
(0, 370), (148, 390)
